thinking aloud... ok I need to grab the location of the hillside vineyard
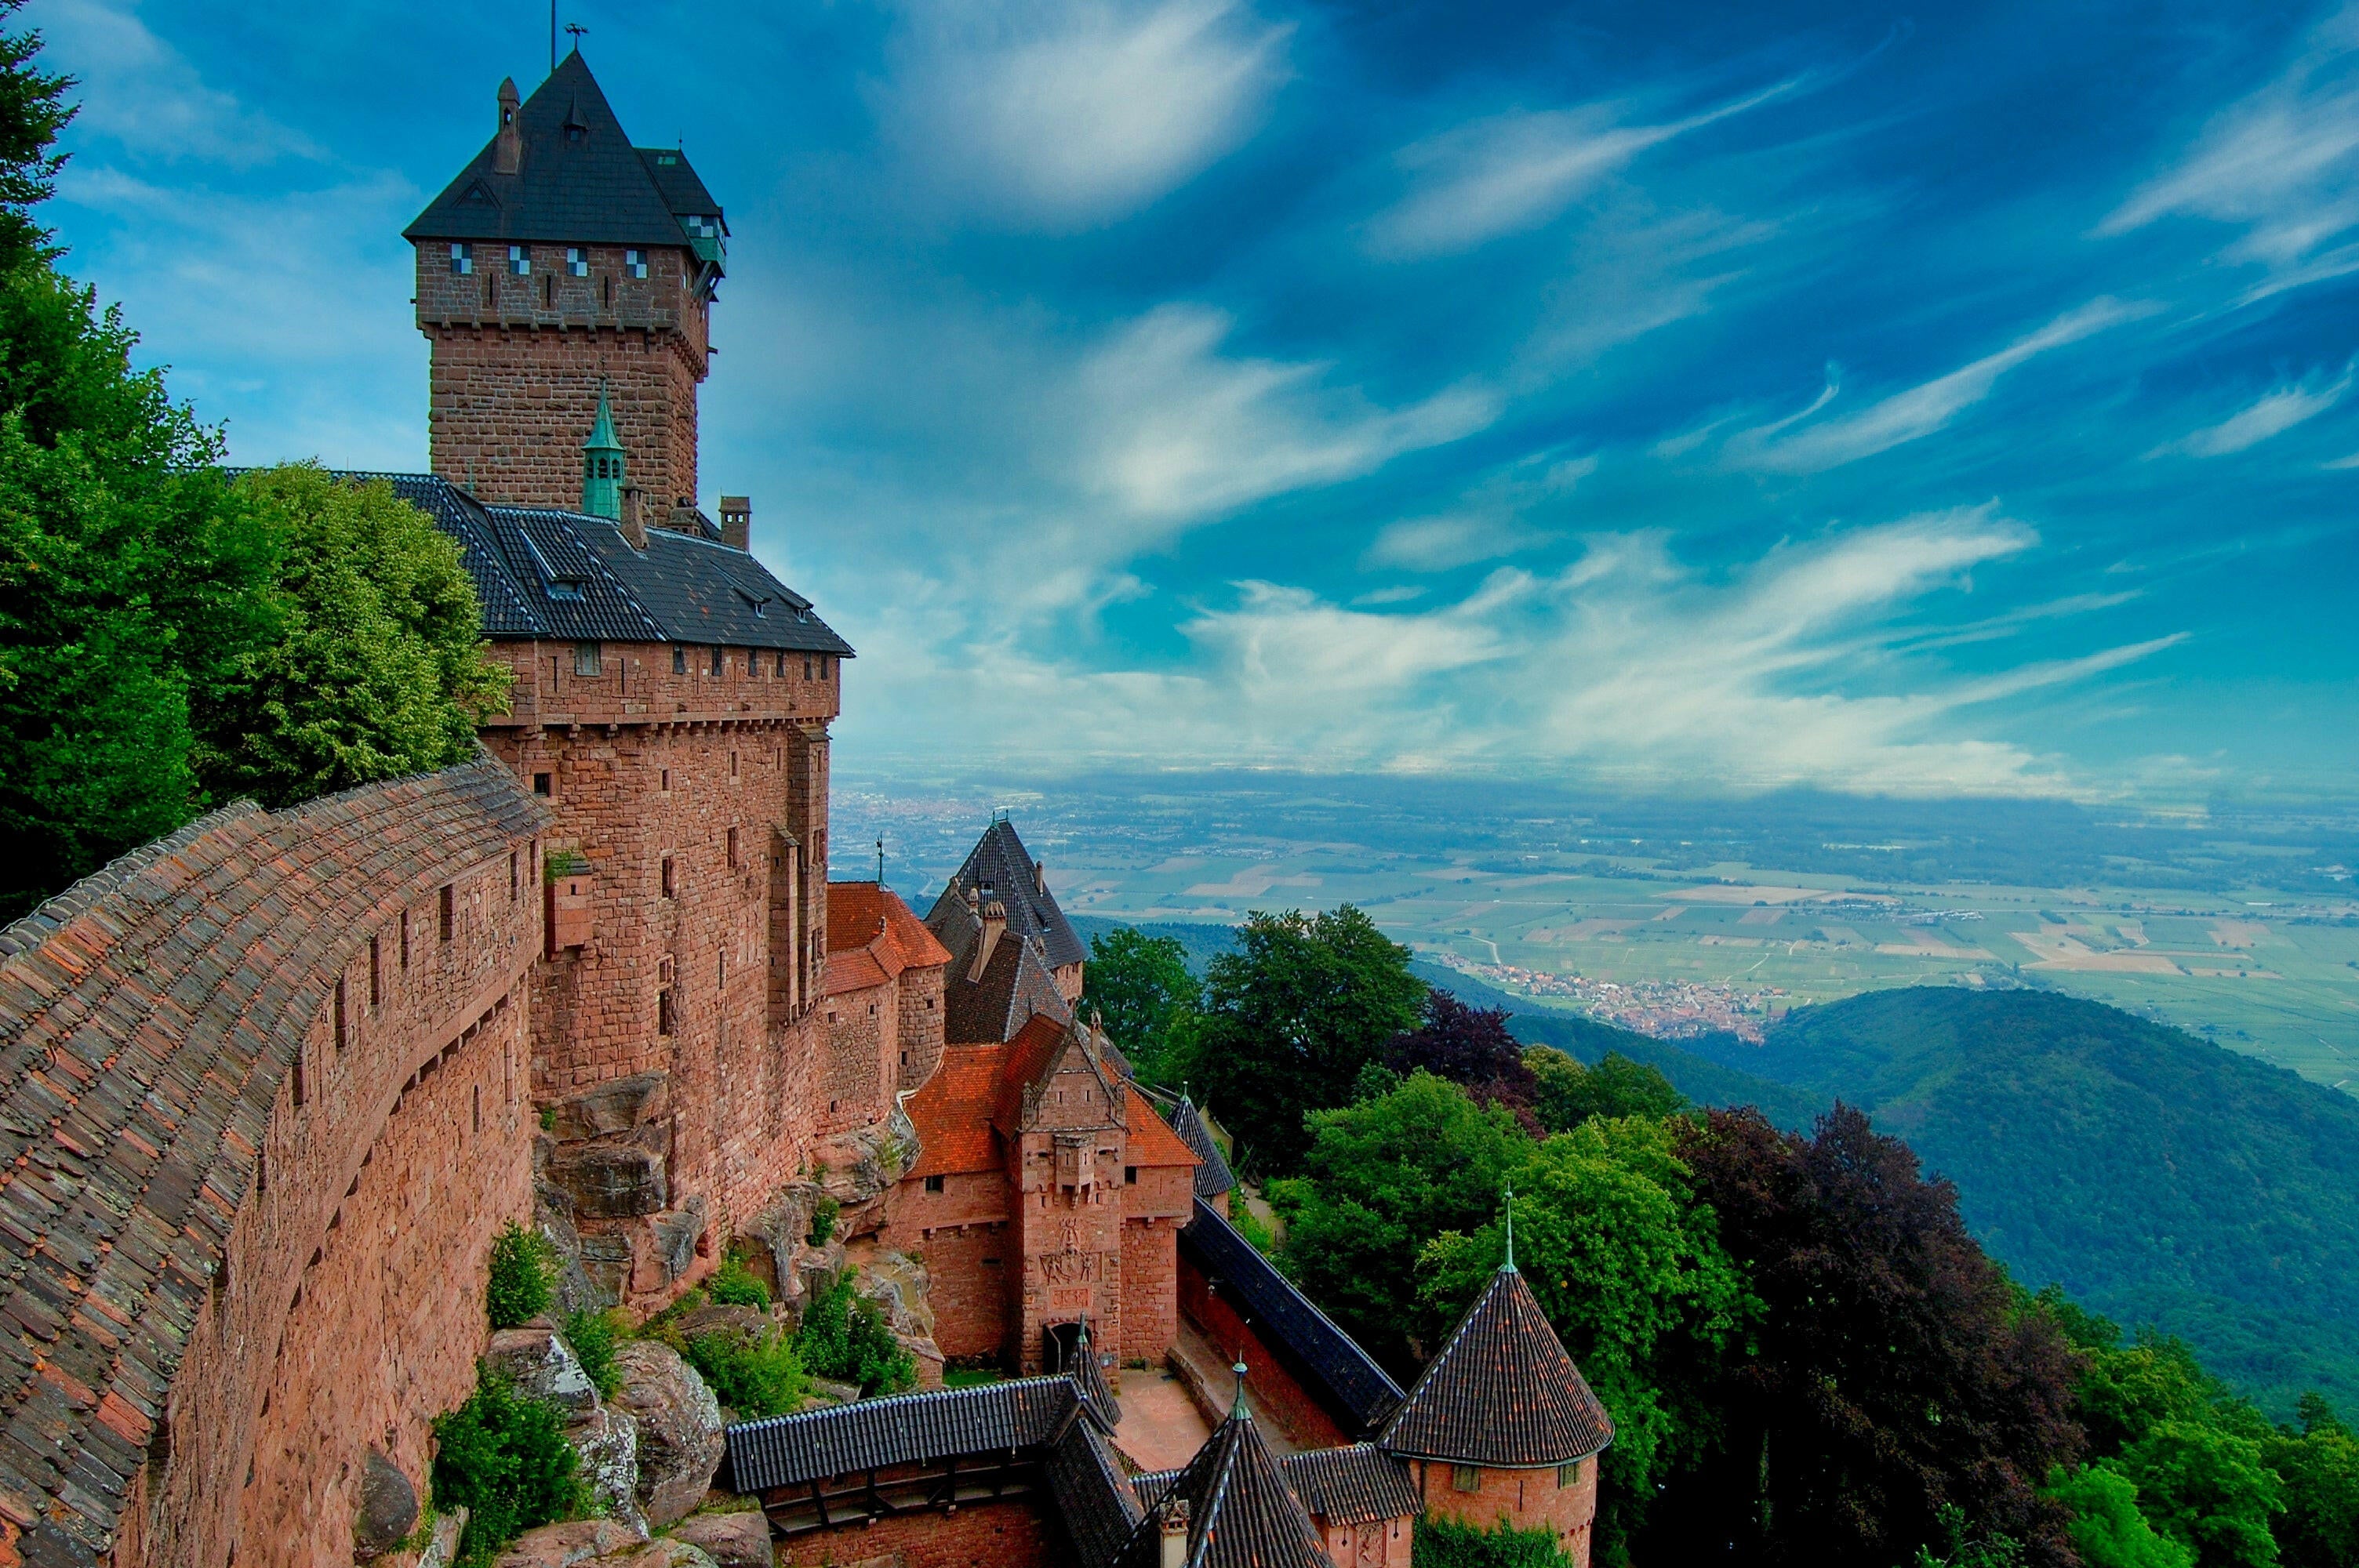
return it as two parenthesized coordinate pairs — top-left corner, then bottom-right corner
(0, 55), (1614, 1568)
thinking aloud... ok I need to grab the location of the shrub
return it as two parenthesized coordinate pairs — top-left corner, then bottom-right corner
(808, 1196), (839, 1247)
(707, 1248), (771, 1312)
(430, 1363), (583, 1563)
(562, 1308), (623, 1402)
(485, 1223), (554, 1330)
(1412, 1515), (1576, 1568)
(798, 1276), (916, 1396)
(682, 1325), (807, 1418)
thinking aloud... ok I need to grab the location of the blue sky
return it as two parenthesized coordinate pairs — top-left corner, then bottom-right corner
(27, 0), (2359, 800)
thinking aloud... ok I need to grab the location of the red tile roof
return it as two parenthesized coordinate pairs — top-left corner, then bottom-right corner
(906, 1044), (1009, 1178)
(827, 880), (953, 977)
(1125, 1088), (1201, 1170)
(996, 1011), (1073, 1129)
(823, 948), (889, 995)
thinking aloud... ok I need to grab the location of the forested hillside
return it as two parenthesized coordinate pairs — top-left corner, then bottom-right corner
(1681, 987), (2359, 1417)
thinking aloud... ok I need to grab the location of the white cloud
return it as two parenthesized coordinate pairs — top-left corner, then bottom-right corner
(1724, 299), (2148, 474)
(881, 0), (1289, 228)
(1366, 78), (1797, 260)
(2101, 5), (2359, 296)
(1363, 449), (1594, 570)
(2146, 368), (2353, 459)
(1070, 303), (1498, 523)
(29, 0), (321, 165)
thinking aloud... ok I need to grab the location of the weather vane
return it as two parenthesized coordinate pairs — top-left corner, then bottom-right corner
(565, 21), (588, 53)
(876, 835), (885, 885)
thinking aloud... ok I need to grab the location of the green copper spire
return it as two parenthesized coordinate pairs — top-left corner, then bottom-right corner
(580, 383), (624, 520)
(1503, 1185), (1517, 1273)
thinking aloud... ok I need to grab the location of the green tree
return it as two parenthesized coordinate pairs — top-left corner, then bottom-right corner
(198, 466), (507, 808)
(1525, 1047), (1686, 1132)
(2047, 1465), (2194, 1568)
(429, 1364), (583, 1562)
(0, 0), (74, 269)
(1420, 1116), (1753, 1559)
(2265, 1397), (2359, 1568)
(1187, 905), (1427, 1173)
(0, 264), (276, 917)
(1082, 925), (1201, 1083)
(1275, 1071), (1529, 1374)
(2112, 1421), (2283, 1568)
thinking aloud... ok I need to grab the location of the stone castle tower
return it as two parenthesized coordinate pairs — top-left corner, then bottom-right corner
(405, 49), (725, 511)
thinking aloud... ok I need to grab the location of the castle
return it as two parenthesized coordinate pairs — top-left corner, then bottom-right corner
(0, 52), (1608, 1568)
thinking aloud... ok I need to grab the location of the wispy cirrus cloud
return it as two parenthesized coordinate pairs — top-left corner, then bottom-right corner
(1364, 448), (1595, 570)
(879, 0), (1290, 228)
(30, 0), (322, 165)
(2101, 4), (2359, 298)
(1365, 78), (1799, 260)
(2146, 367), (2354, 459)
(1722, 299), (2150, 474)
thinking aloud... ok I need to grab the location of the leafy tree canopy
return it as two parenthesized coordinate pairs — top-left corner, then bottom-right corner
(2111, 1421), (2283, 1568)
(0, 0), (72, 269)
(1082, 925), (1201, 1083)
(2048, 1465), (2196, 1568)
(1525, 1046), (1687, 1132)
(1386, 991), (1536, 1120)
(1183, 905), (1425, 1173)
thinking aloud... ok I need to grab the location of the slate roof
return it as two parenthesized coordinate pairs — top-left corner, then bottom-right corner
(928, 819), (1086, 971)
(931, 905), (1072, 1046)
(1180, 1200), (1404, 1438)
(349, 473), (853, 655)
(405, 51), (724, 259)
(0, 756), (546, 1566)
(1278, 1443), (1421, 1526)
(1165, 1095), (1236, 1200)
(1378, 1265), (1613, 1468)
(1045, 1414), (1144, 1567)
(1114, 1401), (1329, 1568)
(1134, 1444), (1419, 1530)
(725, 1373), (1101, 1495)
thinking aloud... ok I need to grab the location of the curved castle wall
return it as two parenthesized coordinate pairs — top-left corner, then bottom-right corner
(0, 758), (544, 1568)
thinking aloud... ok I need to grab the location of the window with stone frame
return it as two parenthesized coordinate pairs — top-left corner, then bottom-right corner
(924, 1174), (945, 1192)
(566, 246), (589, 277)
(673, 645), (688, 673)
(1452, 1465), (1481, 1493)
(626, 247), (648, 278)
(1558, 1461), (1579, 1488)
(572, 642), (602, 677)
(507, 244), (529, 276)
(710, 645), (723, 676)
(449, 241), (473, 275)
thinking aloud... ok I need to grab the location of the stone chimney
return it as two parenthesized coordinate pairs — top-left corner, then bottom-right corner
(619, 485), (646, 550)
(1034, 859), (1047, 896)
(663, 499), (702, 537)
(1158, 1497), (1190, 1568)
(493, 78), (522, 176)
(969, 899), (1007, 982)
(719, 495), (751, 551)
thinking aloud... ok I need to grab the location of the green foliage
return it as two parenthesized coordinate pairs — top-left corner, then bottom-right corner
(2048, 1466), (2196, 1568)
(1083, 926), (1203, 1082)
(1186, 905), (1428, 1174)
(1275, 1071), (1528, 1374)
(707, 1249), (772, 1312)
(681, 1324), (806, 1419)
(2264, 1398), (2359, 1568)
(562, 1308), (623, 1402)
(201, 466), (506, 808)
(1230, 1201), (1278, 1257)
(0, 263), (276, 919)
(485, 1223), (554, 1331)
(798, 1276), (915, 1396)
(430, 1363), (583, 1564)
(1409, 1514), (1575, 1568)
(2113, 1421), (2284, 1568)
(1913, 1504), (2029, 1568)
(1693, 987), (2359, 1417)
(1419, 1115), (1752, 1559)
(0, 1), (75, 269)
(1524, 1047), (1686, 1132)
(808, 1196), (838, 1247)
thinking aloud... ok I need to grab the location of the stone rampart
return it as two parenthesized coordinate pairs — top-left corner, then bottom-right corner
(0, 757), (545, 1567)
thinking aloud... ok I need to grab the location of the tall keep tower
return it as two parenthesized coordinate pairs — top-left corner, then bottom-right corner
(405, 49), (727, 510)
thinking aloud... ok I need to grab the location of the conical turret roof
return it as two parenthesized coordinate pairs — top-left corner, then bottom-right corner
(1379, 1265), (1613, 1467)
(1121, 1388), (1330, 1568)
(583, 383), (621, 454)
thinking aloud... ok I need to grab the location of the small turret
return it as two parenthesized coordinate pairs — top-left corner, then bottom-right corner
(581, 385), (624, 520)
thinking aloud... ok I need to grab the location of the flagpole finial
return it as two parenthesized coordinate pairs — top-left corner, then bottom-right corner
(1503, 1185), (1518, 1273)
(1231, 1359), (1250, 1419)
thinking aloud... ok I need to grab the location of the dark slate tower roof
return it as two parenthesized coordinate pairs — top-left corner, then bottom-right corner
(929, 818), (1087, 971)
(351, 473), (852, 654)
(1117, 1385), (1330, 1568)
(1378, 1264), (1613, 1468)
(405, 50), (725, 261)
(1167, 1095), (1236, 1200)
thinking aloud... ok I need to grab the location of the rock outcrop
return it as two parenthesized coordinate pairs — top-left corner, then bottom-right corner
(667, 1510), (773, 1568)
(568, 1402), (648, 1537)
(351, 1446), (419, 1561)
(486, 1327), (602, 1418)
(610, 1340), (726, 1526)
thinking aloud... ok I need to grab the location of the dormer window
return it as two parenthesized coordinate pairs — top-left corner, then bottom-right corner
(449, 242), (474, 275)
(625, 249), (648, 279)
(567, 247), (589, 277)
(507, 245), (530, 276)
(565, 122), (586, 145)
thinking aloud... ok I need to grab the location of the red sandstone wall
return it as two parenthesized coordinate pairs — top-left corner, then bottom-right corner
(1318, 1516), (1414, 1568)
(820, 979), (890, 1135)
(896, 965), (947, 1091)
(907, 1223), (1013, 1361)
(1405, 1455), (1598, 1568)
(1177, 1254), (1351, 1452)
(416, 241), (709, 510)
(1120, 1218), (1180, 1367)
(778, 1497), (1061, 1568)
